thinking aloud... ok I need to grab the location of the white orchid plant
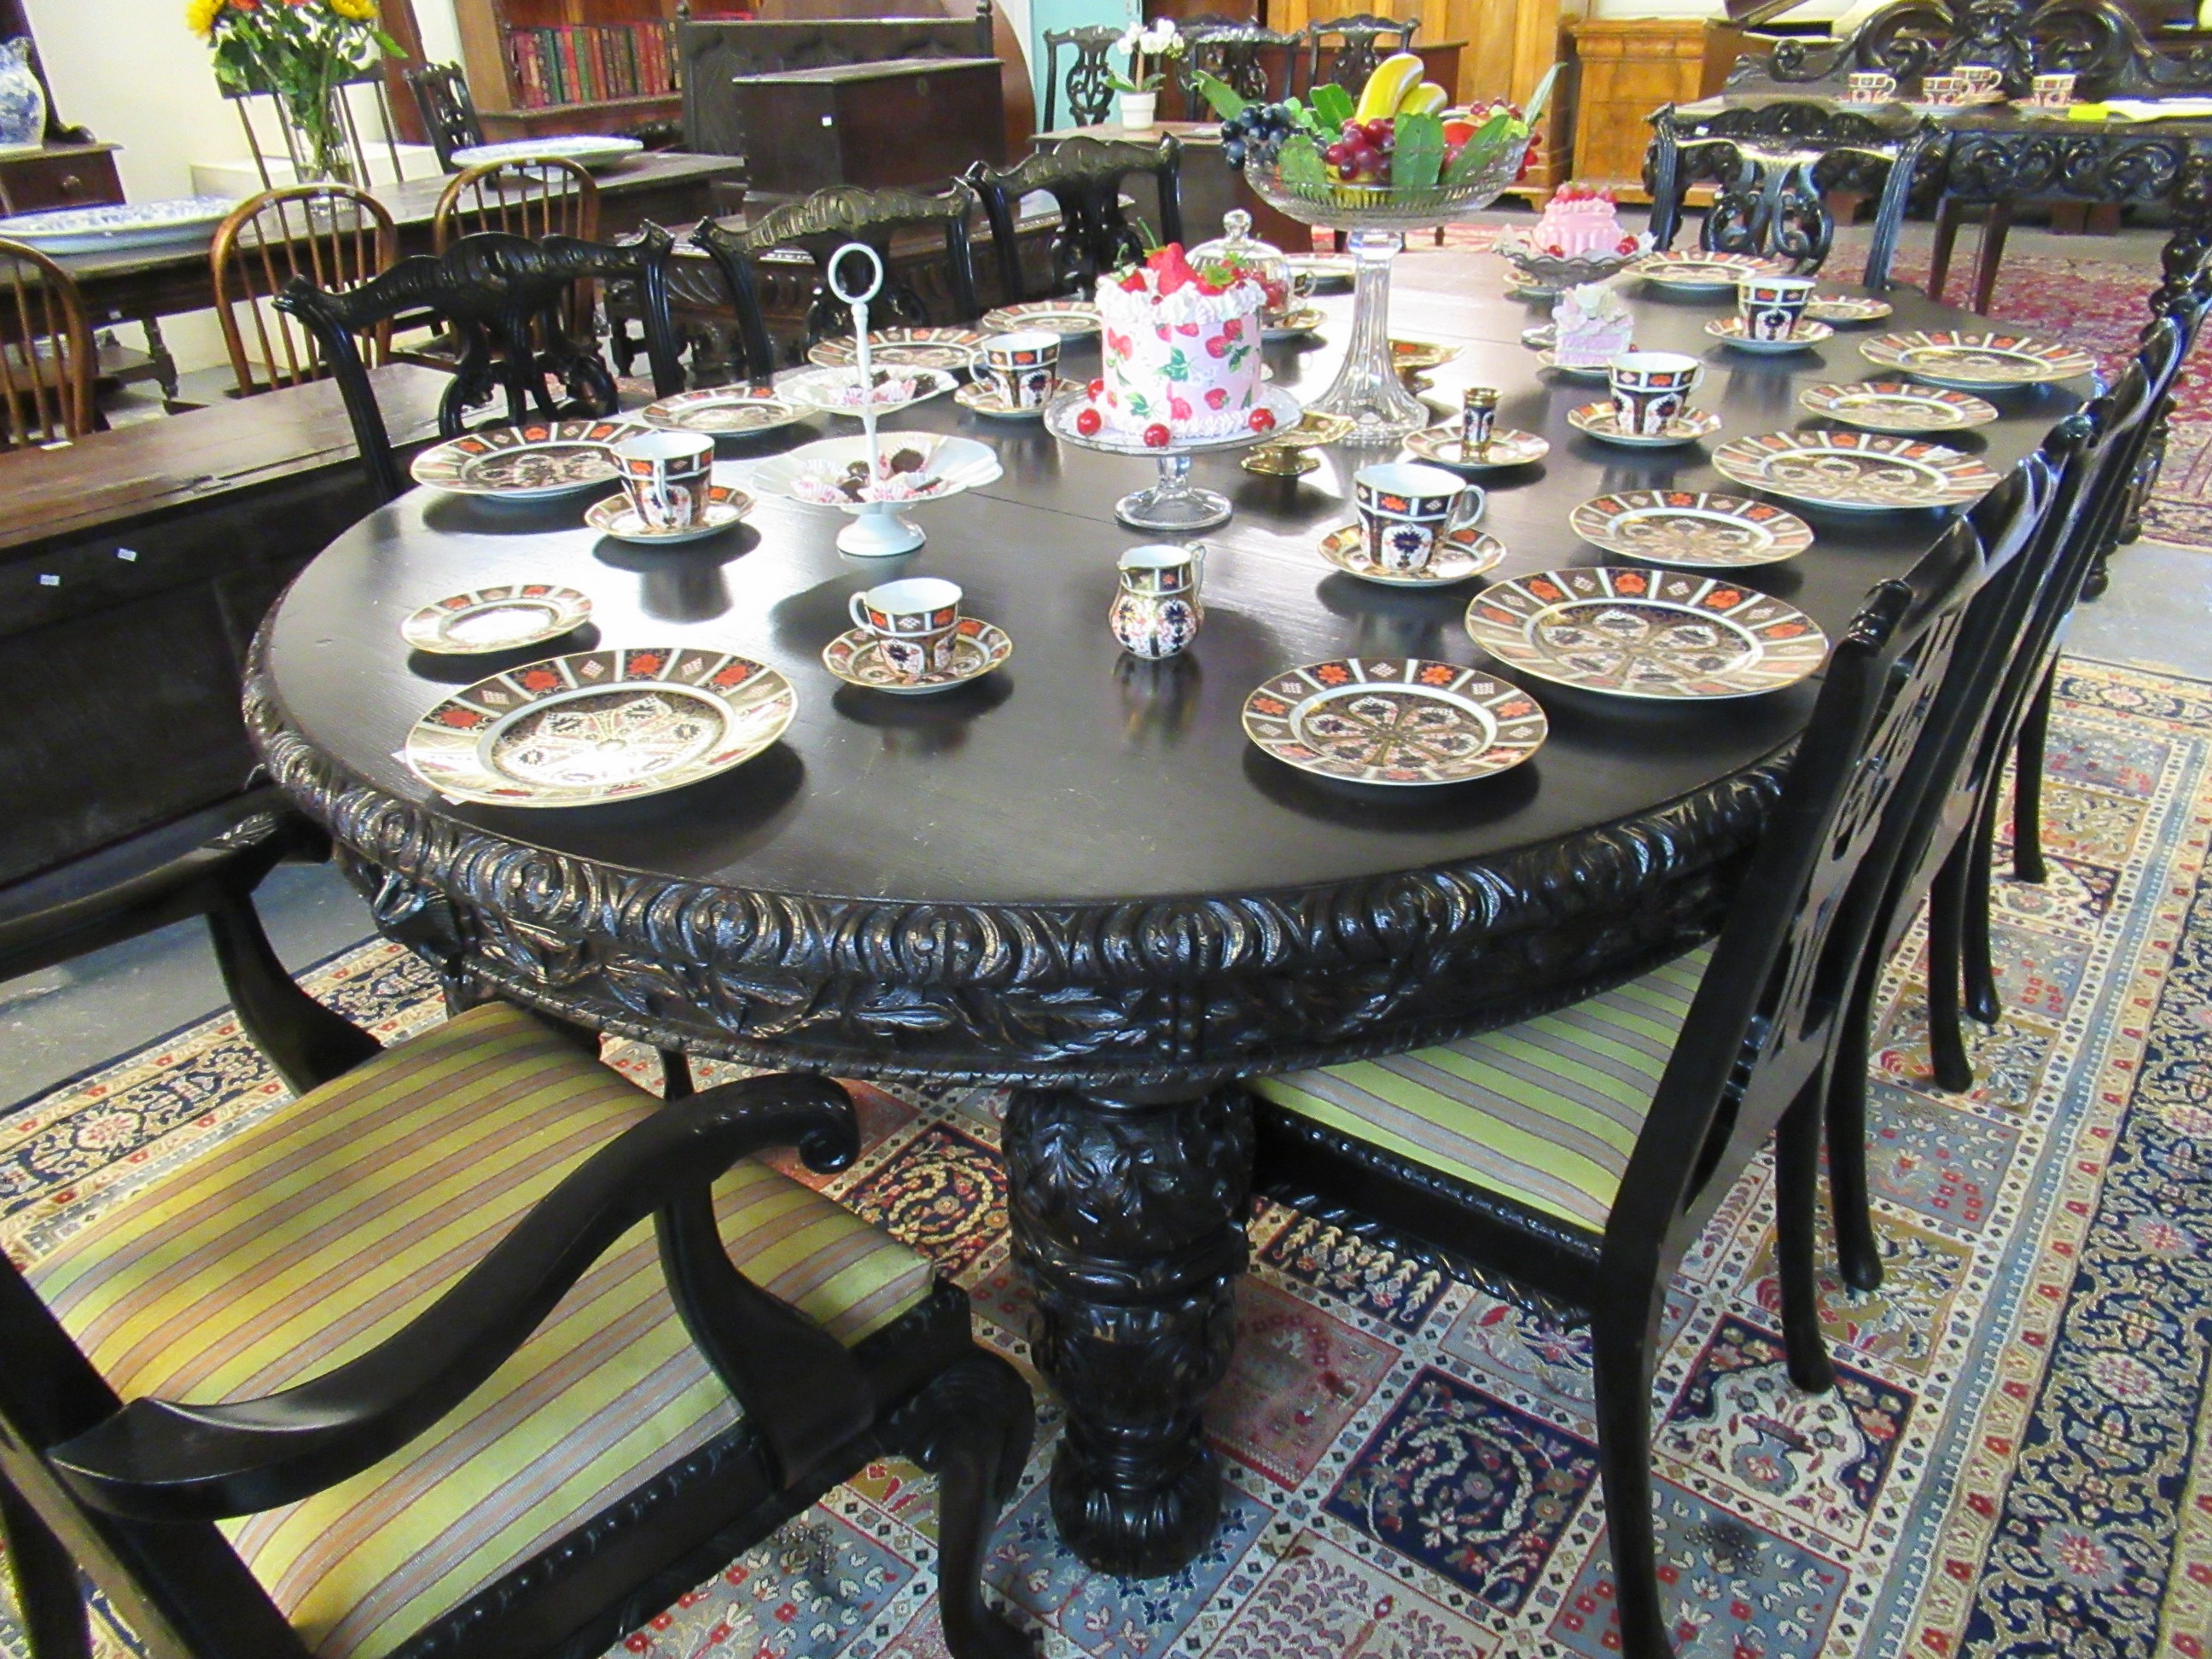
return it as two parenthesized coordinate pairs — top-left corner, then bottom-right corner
(1109, 19), (1185, 95)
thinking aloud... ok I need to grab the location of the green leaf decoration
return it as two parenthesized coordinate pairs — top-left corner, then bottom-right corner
(1166, 348), (1190, 381)
(1278, 133), (1328, 190)
(1522, 63), (1563, 130)
(1191, 69), (1246, 120)
(1392, 111), (1444, 190)
(1310, 82), (1355, 131)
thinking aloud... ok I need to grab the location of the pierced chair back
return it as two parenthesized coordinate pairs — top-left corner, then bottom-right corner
(211, 184), (399, 398)
(1042, 24), (1121, 131)
(0, 236), (95, 449)
(967, 136), (1183, 305)
(1644, 101), (1933, 287)
(405, 62), (485, 172)
(1303, 14), (1418, 95)
(730, 183), (981, 350)
(276, 227), (684, 501)
(1183, 25), (1299, 110)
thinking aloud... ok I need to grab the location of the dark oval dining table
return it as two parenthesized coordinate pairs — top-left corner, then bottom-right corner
(244, 246), (2088, 1580)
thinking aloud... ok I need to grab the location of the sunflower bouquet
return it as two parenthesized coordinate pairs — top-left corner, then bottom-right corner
(186, 0), (400, 184)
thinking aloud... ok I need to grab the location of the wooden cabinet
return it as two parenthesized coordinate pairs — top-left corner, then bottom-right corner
(725, 57), (1005, 192)
(0, 143), (123, 216)
(1564, 17), (1743, 199)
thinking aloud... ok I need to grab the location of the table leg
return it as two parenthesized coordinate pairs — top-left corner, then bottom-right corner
(1003, 1080), (1252, 1577)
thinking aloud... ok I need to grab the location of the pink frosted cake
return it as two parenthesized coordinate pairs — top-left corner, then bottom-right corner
(1083, 242), (1275, 445)
(1552, 283), (1633, 368)
(1532, 183), (1638, 259)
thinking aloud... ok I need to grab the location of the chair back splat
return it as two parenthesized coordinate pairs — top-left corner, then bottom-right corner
(405, 63), (485, 172)
(1302, 14), (1417, 96)
(212, 184), (399, 399)
(1042, 23), (1121, 131)
(967, 136), (1183, 305)
(276, 227), (684, 501)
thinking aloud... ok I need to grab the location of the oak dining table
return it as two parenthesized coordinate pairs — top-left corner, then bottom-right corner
(241, 244), (2091, 1580)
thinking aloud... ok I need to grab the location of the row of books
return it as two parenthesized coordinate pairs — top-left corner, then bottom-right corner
(505, 23), (680, 109)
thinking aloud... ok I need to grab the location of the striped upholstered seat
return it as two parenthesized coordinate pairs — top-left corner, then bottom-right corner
(27, 1001), (934, 1659)
(1252, 946), (1714, 1232)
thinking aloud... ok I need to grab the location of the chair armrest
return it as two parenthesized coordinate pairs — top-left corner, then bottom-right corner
(48, 1071), (859, 1522)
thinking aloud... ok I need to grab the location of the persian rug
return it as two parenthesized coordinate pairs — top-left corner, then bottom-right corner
(6, 655), (2212, 1659)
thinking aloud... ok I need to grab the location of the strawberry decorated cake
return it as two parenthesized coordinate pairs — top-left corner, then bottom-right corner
(1079, 242), (1275, 446)
(1531, 183), (1639, 259)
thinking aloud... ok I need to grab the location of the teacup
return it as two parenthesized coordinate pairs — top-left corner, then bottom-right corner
(2031, 71), (2077, 108)
(1847, 71), (1898, 103)
(980, 330), (1062, 409)
(1606, 351), (1704, 437)
(1922, 73), (1970, 107)
(1958, 63), (2004, 100)
(1353, 462), (1485, 573)
(613, 430), (713, 532)
(849, 575), (964, 683)
(1736, 272), (1818, 342)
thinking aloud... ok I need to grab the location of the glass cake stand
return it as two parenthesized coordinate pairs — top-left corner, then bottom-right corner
(1243, 144), (1530, 446)
(1045, 384), (1306, 531)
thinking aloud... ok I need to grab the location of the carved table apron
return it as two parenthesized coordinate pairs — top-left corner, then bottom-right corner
(242, 250), (2082, 1579)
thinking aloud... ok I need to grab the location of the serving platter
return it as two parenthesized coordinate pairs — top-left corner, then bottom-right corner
(822, 617), (1014, 694)
(1242, 658), (1549, 786)
(1798, 380), (2000, 433)
(409, 418), (643, 499)
(1464, 567), (1830, 699)
(1631, 250), (1784, 292)
(1317, 523), (1506, 586)
(1712, 429), (2000, 511)
(1569, 490), (1815, 568)
(448, 136), (643, 171)
(1566, 402), (1723, 447)
(1860, 328), (2097, 387)
(1705, 316), (1836, 352)
(638, 385), (805, 438)
(400, 585), (592, 655)
(403, 647), (796, 807)
(0, 195), (235, 254)
(584, 484), (753, 544)
(1403, 425), (1551, 470)
(980, 300), (1100, 336)
(807, 327), (987, 372)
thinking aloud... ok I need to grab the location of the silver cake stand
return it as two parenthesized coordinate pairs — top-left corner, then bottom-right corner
(1045, 383), (1305, 532)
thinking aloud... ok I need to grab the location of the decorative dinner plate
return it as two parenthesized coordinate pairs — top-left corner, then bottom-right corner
(400, 585), (592, 655)
(1390, 339), (1458, 374)
(1567, 402), (1724, 447)
(807, 327), (987, 372)
(1706, 316), (1836, 352)
(0, 195), (235, 254)
(409, 418), (643, 499)
(980, 300), (1100, 336)
(1632, 251), (1784, 291)
(1804, 294), (1894, 323)
(1404, 425), (1551, 471)
(403, 647), (797, 807)
(1262, 307), (1327, 341)
(1242, 658), (1549, 786)
(955, 376), (1083, 418)
(1799, 380), (2000, 433)
(447, 136), (644, 171)
(1860, 329), (2097, 387)
(1318, 522), (1506, 586)
(777, 364), (958, 416)
(1464, 567), (1830, 699)
(584, 484), (753, 544)
(639, 385), (804, 438)
(1712, 429), (2000, 511)
(822, 618), (1014, 694)
(1285, 253), (1356, 289)
(1569, 491), (1815, 568)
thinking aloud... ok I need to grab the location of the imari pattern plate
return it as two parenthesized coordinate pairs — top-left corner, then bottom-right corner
(1713, 429), (2000, 511)
(1464, 567), (1830, 699)
(954, 377), (1083, 419)
(583, 484), (753, 544)
(1705, 316), (1836, 352)
(1803, 294), (1894, 323)
(1631, 251), (1784, 291)
(1566, 402), (1723, 447)
(1860, 329), (2097, 387)
(1799, 380), (2000, 433)
(404, 647), (796, 808)
(1534, 351), (1612, 380)
(639, 386), (804, 437)
(1318, 523), (1506, 586)
(1390, 339), (1458, 373)
(1262, 307), (1326, 340)
(1242, 658), (1548, 786)
(409, 419), (644, 499)
(822, 618), (1014, 695)
(1403, 425), (1551, 470)
(1569, 491), (1815, 568)
(807, 328), (987, 372)
(980, 300), (1100, 337)
(400, 585), (592, 655)
(1284, 252), (1355, 288)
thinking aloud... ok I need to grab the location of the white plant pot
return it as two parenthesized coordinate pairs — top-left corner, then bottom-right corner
(1119, 91), (1157, 132)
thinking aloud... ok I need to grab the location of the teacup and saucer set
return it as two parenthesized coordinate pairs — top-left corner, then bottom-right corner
(1406, 386), (1551, 473)
(1568, 352), (1722, 448)
(1317, 462), (1505, 587)
(585, 430), (753, 543)
(823, 575), (1014, 694)
(1706, 272), (1836, 353)
(955, 330), (1073, 418)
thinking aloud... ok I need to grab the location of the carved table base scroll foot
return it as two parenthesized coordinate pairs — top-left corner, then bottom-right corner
(1004, 1081), (1253, 1579)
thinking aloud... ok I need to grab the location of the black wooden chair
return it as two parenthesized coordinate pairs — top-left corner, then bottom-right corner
(1644, 101), (1934, 288)
(0, 805), (1035, 1659)
(1250, 521), (1990, 1659)
(1041, 24), (1120, 131)
(276, 226), (685, 502)
(1301, 14), (1417, 96)
(404, 62), (485, 173)
(1181, 24), (1299, 113)
(966, 137), (1183, 306)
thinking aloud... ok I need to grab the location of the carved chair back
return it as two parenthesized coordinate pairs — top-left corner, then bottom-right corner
(1302, 14), (1418, 96)
(211, 184), (399, 398)
(276, 227), (684, 502)
(731, 183), (982, 350)
(1182, 25), (1300, 112)
(1042, 24), (1121, 131)
(1644, 101), (1934, 287)
(405, 62), (486, 172)
(434, 157), (605, 344)
(0, 236), (95, 449)
(966, 137), (1184, 306)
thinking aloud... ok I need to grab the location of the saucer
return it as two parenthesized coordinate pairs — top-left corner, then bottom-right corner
(1318, 522), (1505, 587)
(1404, 425), (1551, 471)
(585, 484), (752, 544)
(1567, 402), (1724, 447)
(822, 618), (1013, 694)
(401, 584), (591, 654)
(1803, 294), (1894, 324)
(1534, 350), (1613, 379)
(1262, 306), (1326, 341)
(1705, 317), (1837, 352)
(955, 376), (1081, 419)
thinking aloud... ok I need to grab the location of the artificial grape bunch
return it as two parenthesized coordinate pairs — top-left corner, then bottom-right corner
(1217, 101), (1297, 170)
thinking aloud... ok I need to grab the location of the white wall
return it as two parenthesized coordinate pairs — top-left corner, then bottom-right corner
(413, 0), (465, 70)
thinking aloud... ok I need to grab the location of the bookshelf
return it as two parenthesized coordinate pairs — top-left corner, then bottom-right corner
(453, 0), (686, 142)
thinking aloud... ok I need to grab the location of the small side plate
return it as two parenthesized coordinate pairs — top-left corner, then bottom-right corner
(1404, 425), (1551, 471)
(1799, 380), (2000, 433)
(1263, 307), (1327, 341)
(1243, 657), (1549, 786)
(1569, 490), (1815, 568)
(981, 300), (1101, 337)
(639, 385), (805, 438)
(1803, 294), (1894, 324)
(806, 327), (987, 372)
(401, 585), (592, 655)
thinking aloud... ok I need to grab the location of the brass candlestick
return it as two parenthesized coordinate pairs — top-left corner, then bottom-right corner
(1242, 410), (1356, 477)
